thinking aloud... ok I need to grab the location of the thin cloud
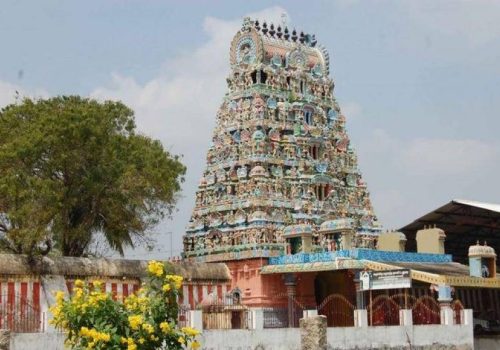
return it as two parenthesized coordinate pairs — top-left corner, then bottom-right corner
(401, 138), (498, 176)
(404, 0), (500, 47)
(0, 80), (48, 108)
(358, 128), (500, 228)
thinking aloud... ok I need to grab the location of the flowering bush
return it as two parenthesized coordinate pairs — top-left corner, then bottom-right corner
(50, 260), (200, 350)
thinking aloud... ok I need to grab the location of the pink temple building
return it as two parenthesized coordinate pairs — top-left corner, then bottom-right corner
(182, 18), (500, 330)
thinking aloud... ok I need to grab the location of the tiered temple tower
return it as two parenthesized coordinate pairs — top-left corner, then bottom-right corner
(182, 18), (380, 305)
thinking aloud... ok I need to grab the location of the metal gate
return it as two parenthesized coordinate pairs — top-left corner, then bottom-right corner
(368, 295), (400, 326)
(317, 294), (355, 327)
(263, 307), (288, 328)
(263, 296), (313, 328)
(412, 295), (441, 325)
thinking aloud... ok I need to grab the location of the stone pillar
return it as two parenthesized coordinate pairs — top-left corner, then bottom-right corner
(188, 310), (203, 331)
(284, 273), (297, 328)
(0, 330), (9, 350)
(354, 309), (368, 327)
(251, 308), (264, 330)
(300, 315), (327, 350)
(399, 309), (413, 326)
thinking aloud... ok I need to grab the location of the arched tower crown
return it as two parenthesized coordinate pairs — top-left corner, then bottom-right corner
(230, 17), (330, 75)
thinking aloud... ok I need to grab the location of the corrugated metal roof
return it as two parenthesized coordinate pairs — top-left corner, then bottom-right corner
(387, 261), (470, 277)
(399, 199), (500, 263)
(453, 199), (500, 214)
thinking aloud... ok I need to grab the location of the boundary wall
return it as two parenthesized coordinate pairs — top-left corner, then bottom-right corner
(9, 324), (473, 350)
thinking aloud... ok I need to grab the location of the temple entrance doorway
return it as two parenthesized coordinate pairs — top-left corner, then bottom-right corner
(314, 270), (356, 327)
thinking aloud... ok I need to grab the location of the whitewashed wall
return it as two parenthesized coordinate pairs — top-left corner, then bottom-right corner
(10, 324), (474, 350)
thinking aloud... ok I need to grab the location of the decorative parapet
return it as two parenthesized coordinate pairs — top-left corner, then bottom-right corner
(261, 259), (365, 274)
(268, 250), (350, 265)
(268, 249), (452, 265)
(351, 249), (452, 263)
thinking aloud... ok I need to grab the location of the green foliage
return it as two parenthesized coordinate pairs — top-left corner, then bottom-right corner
(50, 260), (200, 350)
(0, 96), (186, 257)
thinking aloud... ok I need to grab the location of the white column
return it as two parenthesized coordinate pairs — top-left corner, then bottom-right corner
(440, 306), (454, 325)
(192, 285), (199, 306)
(399, 309), (413, 326)
(251, 308), (264, 330)
(461, 309), (473, 326)
(182, 285), (189, 307)
(354, 309), (368, 327)
(188, 310), (203, 332)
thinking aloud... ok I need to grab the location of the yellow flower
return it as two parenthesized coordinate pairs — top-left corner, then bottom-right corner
(142, 322), (154, 334)
(49, 304), (62, 323)
(165, 274), (183, 289)
(182, 326), (201, 337)
(138, 338), (145, 344)
(124, 294), (139, 310)
(99, 332), (111, 342)
(128, 315), (143, 330)
(73, 289), (84, 300)
(92, 280), (103, 290)
(55, 291), (65, 303)
(160, 322), (170, 333)
(125, 337), (137, 350)
(79, 326), (90, 336)
(162, 284), (171, 292)
(74, 279), (84, 288)
(147, 260), (164, 277)
(191, 340), (201, 349)
(178, 336), (185, 344)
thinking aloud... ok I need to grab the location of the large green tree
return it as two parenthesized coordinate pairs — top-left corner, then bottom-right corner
(0, 96), (185, 257)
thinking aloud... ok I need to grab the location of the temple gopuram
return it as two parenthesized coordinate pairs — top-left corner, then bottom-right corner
(182, 17), (500, 330)
(183, 16), (379, 302)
